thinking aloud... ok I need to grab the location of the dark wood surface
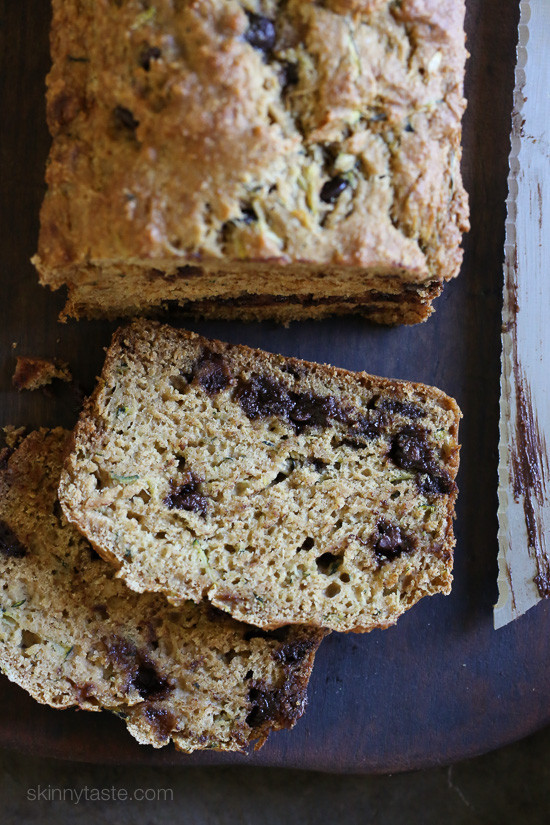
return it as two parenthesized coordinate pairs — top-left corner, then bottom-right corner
(2, 0), (543, 774)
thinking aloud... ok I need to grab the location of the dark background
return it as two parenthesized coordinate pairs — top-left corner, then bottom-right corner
(3, 0), (549, 787)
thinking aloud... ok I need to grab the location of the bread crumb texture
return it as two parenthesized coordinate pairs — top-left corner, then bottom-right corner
(0, 428), (325, 751)
(34, 0), (468, 323)
(12, 357), (72, 391)
(60, 321), (461, 632)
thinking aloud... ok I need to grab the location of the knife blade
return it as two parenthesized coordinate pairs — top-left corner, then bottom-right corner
(495, 0), (550, 628)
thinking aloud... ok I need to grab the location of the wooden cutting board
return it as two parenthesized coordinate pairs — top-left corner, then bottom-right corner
(2, 0), (547, 773)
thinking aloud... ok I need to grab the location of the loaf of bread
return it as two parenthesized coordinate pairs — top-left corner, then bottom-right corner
(33, 0), (468, 324)
(0, 428), (326, 751)
(59, 321), (461, 632)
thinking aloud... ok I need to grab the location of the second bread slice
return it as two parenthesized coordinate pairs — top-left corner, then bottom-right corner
(59, 321), (461, 632)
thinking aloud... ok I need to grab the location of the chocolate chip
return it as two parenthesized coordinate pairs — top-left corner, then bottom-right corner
(389, 428), (434, 474)
(107, 639), (172, 700)
(246, 683), (279, 727)
(139, 46), (161, 71)
(288, 392), (345, 432)
(320, 176), (349, 204)
(390, 428), (452, 497)
(373, 521), (414, 562)
(164, 473), (208, 516)
(131, 663), (171, 700)
(418, 472), (454, 496)
(244, 12), (276, 54)
(195, 351), (231, 396)
(274, 638), (315, 666)
(369, 396), (424, 420)
(235, 375), (291, 420)
(344, 414), (382, 447)
(114, 105), (139, 131)
(0, 519), (27, 558)
(235, 374), (348, 434)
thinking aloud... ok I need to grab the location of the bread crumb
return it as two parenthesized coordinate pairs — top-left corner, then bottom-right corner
(12, 357), (72, 391)
(2, 425), (27, 449)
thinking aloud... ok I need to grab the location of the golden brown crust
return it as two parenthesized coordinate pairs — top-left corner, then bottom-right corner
(0, 428), (326, 751)
(60, 321), (461, 633)
(34, 0), (469, 322)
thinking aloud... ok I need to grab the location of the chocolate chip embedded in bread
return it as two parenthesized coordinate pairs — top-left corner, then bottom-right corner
(390, 427), (454, 497)
(320, 176), (349, 204)
(418, 472), (454, 497)
(369, 396), (425, 421)
(163, 473), (209, 516)
(194, 351), (232, 396)
(274, 638), (316, 666)
(373, 521), (415, 563)
(235, 375), (290, 420)
(389, 427), (435, 474)
(107, 638), (173, 700)
(246, 682), (280, 727)
(244, 12), (276, 54)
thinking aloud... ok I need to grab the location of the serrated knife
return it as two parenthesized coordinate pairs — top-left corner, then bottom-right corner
(495, 0), (550, 628)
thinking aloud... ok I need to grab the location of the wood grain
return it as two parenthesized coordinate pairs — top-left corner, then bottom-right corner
(2, 0), (545, 773)
(496, 0), (550, 628)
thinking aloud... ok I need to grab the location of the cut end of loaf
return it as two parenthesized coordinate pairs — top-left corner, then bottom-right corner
(33, 256), (445, 325)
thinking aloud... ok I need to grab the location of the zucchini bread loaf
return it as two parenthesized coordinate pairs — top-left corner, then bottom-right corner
(33, 0), (468, 324)
(59, 321), (461, 632)
(0, 428), (326, 752)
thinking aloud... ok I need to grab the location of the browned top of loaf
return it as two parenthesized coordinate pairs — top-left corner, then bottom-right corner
(59, 321), (461, 633)
(36, 0), (468, 284)
(0, 428), (326, 752)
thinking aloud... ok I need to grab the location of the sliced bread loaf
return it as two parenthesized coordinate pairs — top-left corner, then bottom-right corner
(0, 428), (325, 751)
(33, 0), (468, 324)
(60, 321), (461, 632)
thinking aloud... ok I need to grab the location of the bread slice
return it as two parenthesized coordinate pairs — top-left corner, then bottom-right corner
(0, 428), (326, 752)
(59, 321), (461, 632)
(32, 0), (468, 324)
